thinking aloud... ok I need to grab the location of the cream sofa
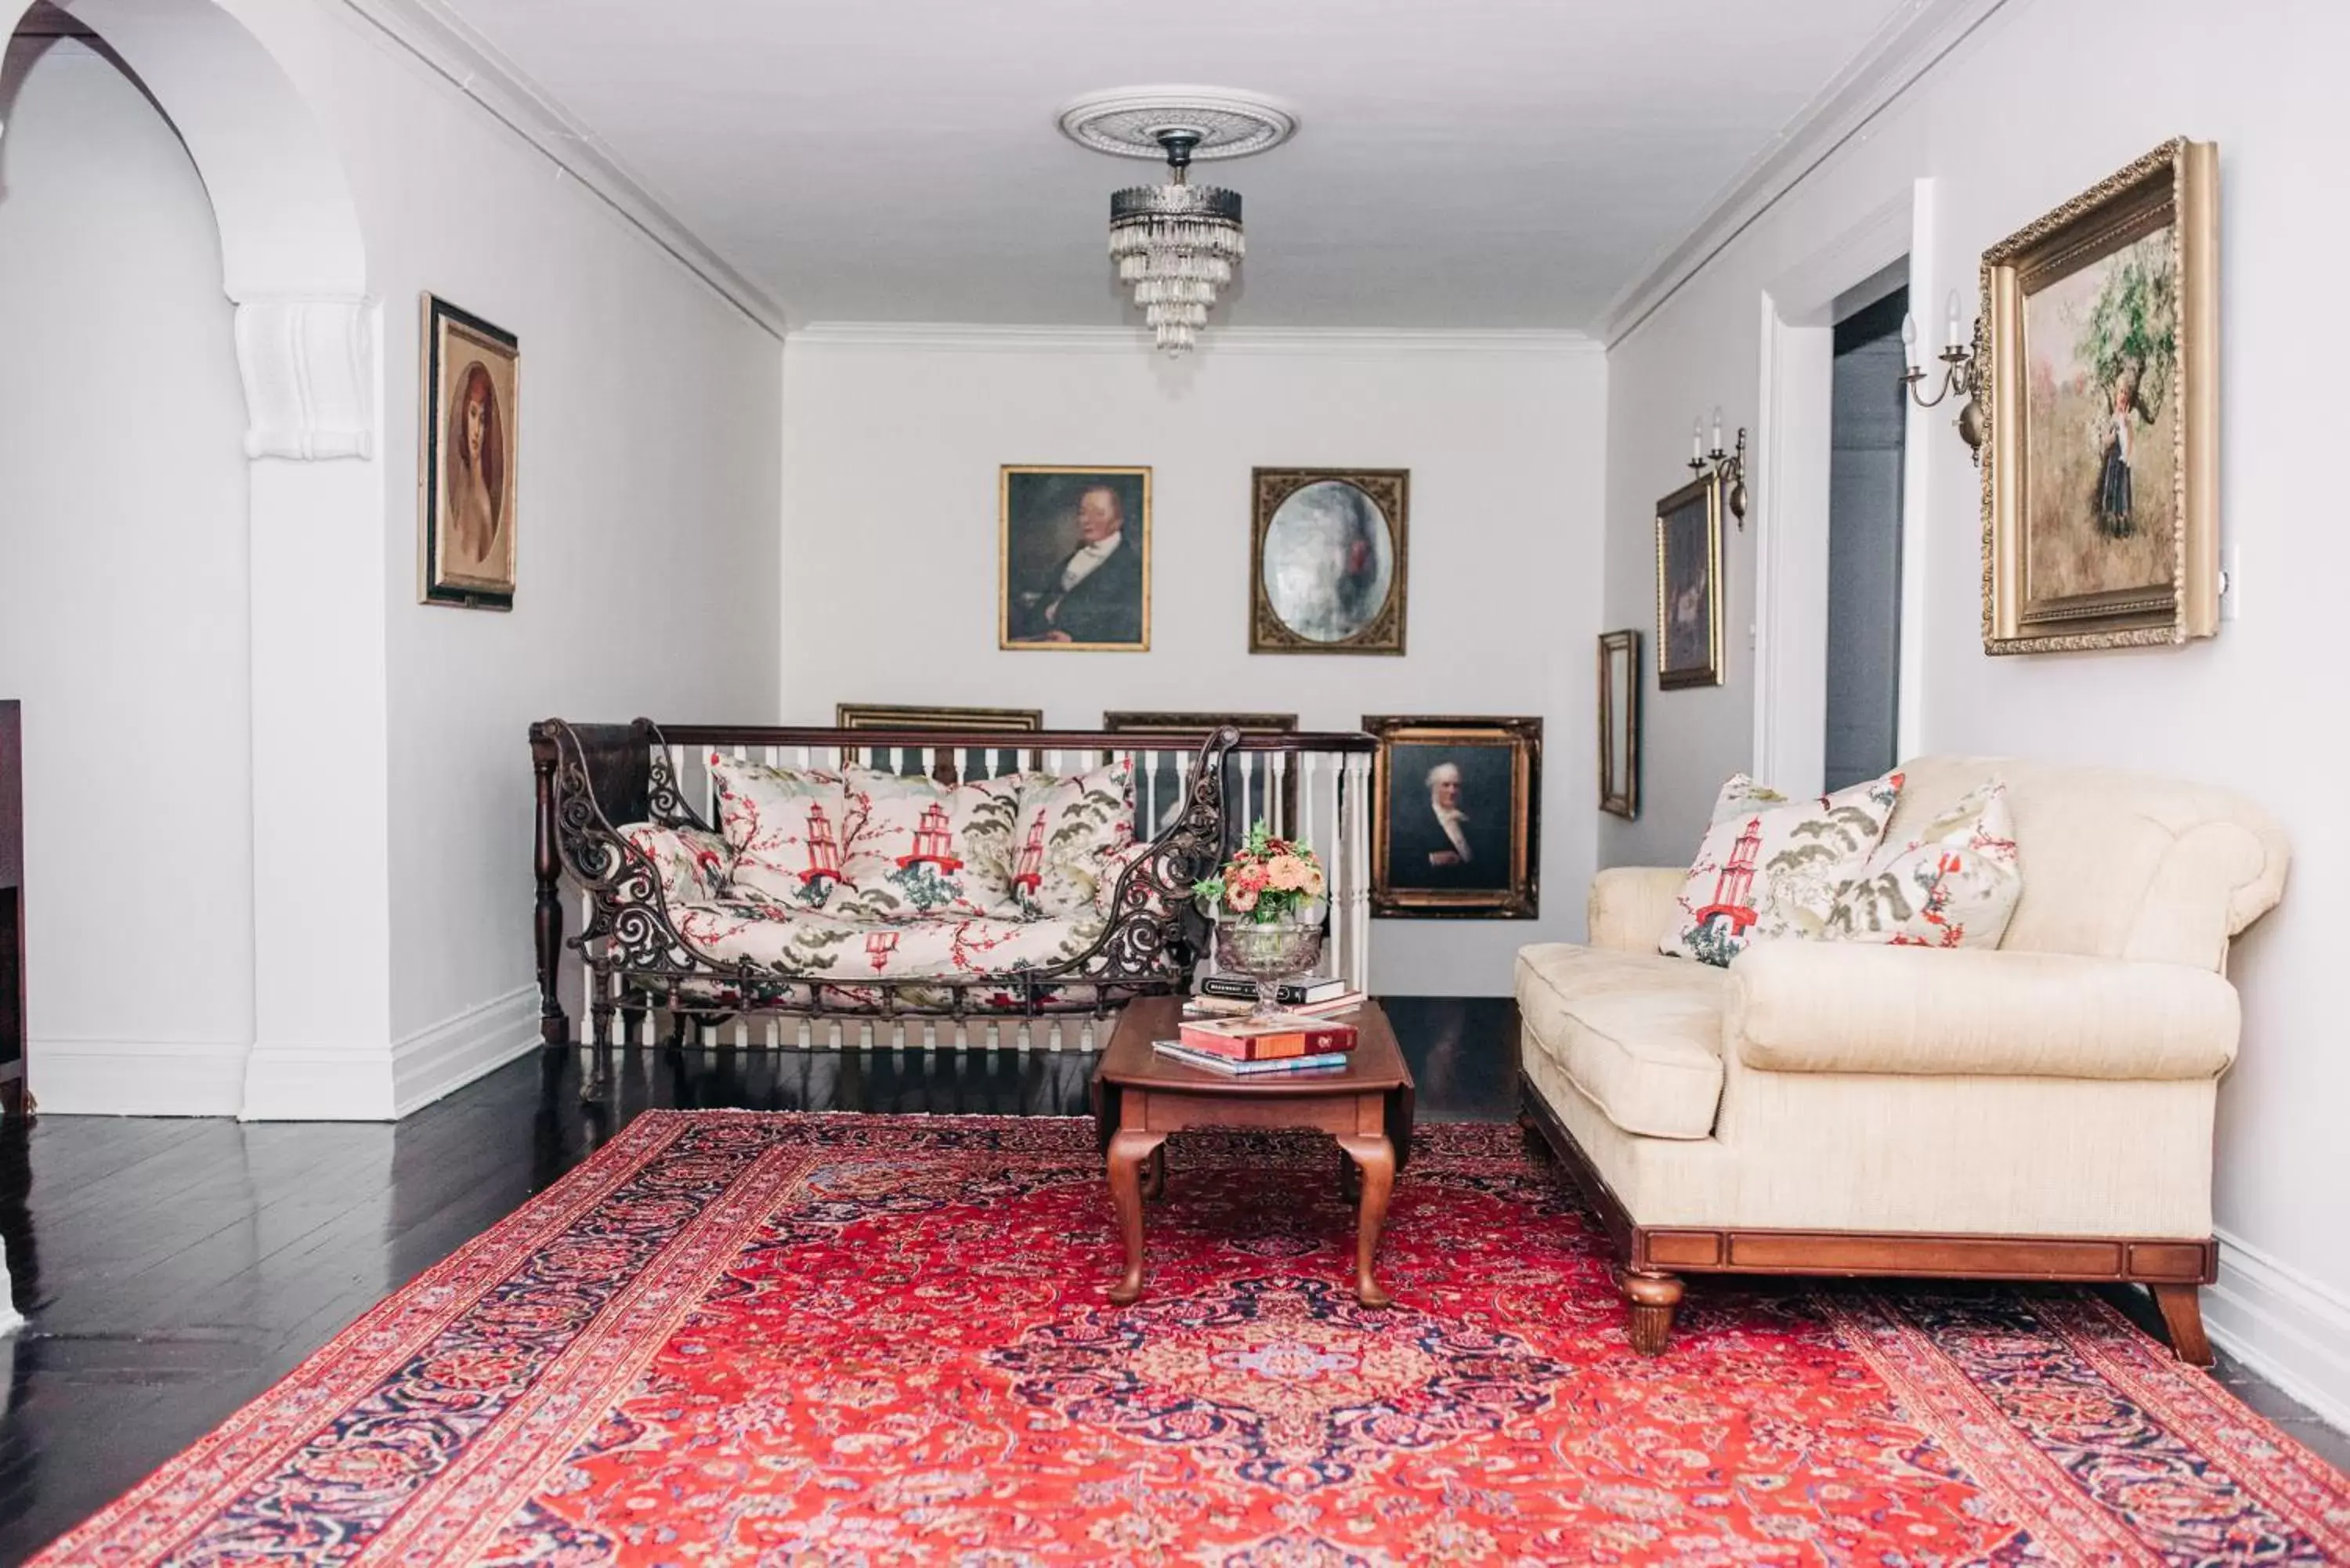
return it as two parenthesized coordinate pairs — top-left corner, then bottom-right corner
(1517, 756), (2289, 1360)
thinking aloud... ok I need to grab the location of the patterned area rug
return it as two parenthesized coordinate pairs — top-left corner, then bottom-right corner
(38, 1112), (2348, 1566)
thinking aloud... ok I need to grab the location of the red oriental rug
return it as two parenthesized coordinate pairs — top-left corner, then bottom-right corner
(36, 1112), (2349, 1566)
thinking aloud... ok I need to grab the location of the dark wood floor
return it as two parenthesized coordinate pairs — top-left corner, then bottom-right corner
(0, 996), (2337, 1563)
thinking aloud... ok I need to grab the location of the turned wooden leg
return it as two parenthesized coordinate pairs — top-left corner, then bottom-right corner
(1620, 1269), (1683, 1355)
(2151, 1283), (2214, 1367)
(1106, 1130), (1166, 1306)
(1336, 1135), (1395, 1309)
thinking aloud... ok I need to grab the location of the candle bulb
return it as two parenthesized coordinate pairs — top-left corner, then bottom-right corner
(1692, 421), (1704, 463)
(1945, 290), (1963, 353)
(1711, 406), (1724, 456)
(1900, 312), (1919, 373)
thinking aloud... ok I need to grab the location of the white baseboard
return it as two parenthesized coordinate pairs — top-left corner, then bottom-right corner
(29, 1038), (251, 1116)
(391, 984), (539, 1117)
(2206, 1227), (2350, 1435)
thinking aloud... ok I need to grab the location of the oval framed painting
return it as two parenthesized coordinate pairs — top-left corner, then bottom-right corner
(1249, 468), (1408, 654)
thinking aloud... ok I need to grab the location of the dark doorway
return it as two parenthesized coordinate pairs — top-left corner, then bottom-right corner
(1824, 285), (1908, 790)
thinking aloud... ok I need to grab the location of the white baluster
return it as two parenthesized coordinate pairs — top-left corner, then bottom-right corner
(793, 746), (812, 771)
(1270, 751), (1289, 838)
(765, 1015), (779, 1050)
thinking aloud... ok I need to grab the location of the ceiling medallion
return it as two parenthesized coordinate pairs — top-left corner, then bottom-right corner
(1058, 87), (1299, 355)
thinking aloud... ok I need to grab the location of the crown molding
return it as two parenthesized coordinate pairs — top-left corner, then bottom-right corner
(1596, 0), (2012, 348)
(331, 0), (790, 340)
(788, 322), (1600, 356)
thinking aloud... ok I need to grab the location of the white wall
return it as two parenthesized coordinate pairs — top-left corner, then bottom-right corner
(2, 0), (785, 1117)
(781, 331), (1607, 995)
(0, 37), (258, 1110)
(1600, 0), (2350, 1422)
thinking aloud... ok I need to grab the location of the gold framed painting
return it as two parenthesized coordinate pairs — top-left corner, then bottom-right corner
(1000, 466), (1151, 651)
(1982, 138), (2219, 652)
(1250, 468), (1408, 654)
(419, 294), (519, 610)
(1597, 629), (1640, 818)
(1654, 471), (1723, 688)
(1364, 715), (1540, 919)
(834, 703), (1043, 775)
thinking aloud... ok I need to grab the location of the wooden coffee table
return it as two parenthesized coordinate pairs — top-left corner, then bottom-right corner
(1090, 995), (1415, 1308)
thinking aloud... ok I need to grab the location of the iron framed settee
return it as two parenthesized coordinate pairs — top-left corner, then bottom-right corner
(530, 719), (1376, 1089)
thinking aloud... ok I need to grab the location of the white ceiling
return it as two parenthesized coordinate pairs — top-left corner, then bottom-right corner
(438, 0), (1914, 331)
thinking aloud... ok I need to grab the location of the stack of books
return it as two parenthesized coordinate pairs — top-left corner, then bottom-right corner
(1153, 1010), (1360, 1076)
(1184, 974), (1365, 1019)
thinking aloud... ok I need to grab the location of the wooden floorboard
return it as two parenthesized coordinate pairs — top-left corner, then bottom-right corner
(0, 994), (2337, 1561)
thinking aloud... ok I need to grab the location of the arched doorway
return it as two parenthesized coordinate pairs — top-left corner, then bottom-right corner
(1, 0), (391, 1117)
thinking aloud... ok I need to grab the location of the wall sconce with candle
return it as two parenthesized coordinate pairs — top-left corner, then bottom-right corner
(1902, 291), (1989, 461)
(1689, 407), (1748, 527)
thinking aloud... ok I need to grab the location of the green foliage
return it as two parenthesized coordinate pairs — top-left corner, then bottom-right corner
(2078, 242), (2177, 424)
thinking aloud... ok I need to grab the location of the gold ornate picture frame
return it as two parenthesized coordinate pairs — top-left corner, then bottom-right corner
(1981, 138), (2219, 653)
(833, 703), (1043, 774)
(1597, 630), (1640, 819)
(1364, 715), (1540, 919)
(999, 466), (1152, 652)
(1250, 468), (1408, 654)
(418, 294), (519, 610)
(1654, 472), (1723, 689)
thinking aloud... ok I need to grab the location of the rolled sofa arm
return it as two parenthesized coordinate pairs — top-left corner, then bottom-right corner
(1589, 866), (1685, 953)
(1731, 941), (2239, 1080)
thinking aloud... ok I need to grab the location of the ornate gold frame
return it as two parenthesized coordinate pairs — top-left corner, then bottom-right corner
(998, 465), (1152, 652)
(1249, 468), (1409, 655)
(1363, 715), (1541, 919)
(418, 294), (519, 612)
(833, 704), (1043, 771)
(1981, 139), (2219, 653)
(1654, 471), (1723, 689)
(1596, 630), (1640, 819)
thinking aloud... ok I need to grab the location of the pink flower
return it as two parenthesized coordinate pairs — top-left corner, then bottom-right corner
(1227, 884), (1260, 914)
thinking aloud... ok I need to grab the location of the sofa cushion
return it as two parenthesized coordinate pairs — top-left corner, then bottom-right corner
(828, 766), (1029, 921)
(671, 899), (1108, 981)
(618, 822), (731, 909)
(1515, 944), (1731, 1140)
(707, 752), (850, 910)
(1007, 757), (1137, 916)
(1659, 771), (1904, 966)
(1808, 781), (2023, 948)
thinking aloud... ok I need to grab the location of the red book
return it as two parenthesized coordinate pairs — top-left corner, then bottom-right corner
(1176, 1013), (1358, 1062)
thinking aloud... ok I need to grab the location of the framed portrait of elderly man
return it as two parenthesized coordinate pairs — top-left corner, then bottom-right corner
(1251, 468), (1408, 654)
(1000, 466), (1151, 651)
(418, 294), (519, 610)
(1365, 715), (1541, 919)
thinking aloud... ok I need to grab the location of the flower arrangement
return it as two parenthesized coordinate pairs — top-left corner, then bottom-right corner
(1194, 822), (1328, 924)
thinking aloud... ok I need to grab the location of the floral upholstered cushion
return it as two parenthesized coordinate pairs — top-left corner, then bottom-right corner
(1806, 781), (2023, 948)
(619, 822), (731, 909)
(827, 767), (1029, 922)
(1661, 770), (1905, 966)
(1006, 757), (1137, 917)
(707, 752), (852, 910)
(671, 898), (1109, 982)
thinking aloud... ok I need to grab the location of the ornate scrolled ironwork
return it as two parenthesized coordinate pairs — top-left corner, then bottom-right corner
(538, 720), (1246, 1027)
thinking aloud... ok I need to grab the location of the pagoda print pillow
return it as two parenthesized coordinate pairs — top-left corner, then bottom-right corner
(1007, 757), (1137, 916)
(826, 767), (1029, 921)
(1809, 780), (2023, 948)
(707, 752), (849, 910)
(1660, 770), (1904, 966)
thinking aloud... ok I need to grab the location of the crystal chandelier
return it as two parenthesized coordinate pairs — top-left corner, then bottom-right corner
(1109, 131), (1243, 356)
(1058, 88), (1297, 356)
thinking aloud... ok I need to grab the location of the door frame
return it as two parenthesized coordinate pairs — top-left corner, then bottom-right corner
(1751, 179), (1938, 796)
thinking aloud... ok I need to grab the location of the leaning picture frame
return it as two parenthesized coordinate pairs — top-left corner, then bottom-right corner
(1363, 714), (1541, 919)
(1654, 472), (1723, 689)
(834, 703), (1043, 776)
(1981, 138), (2219, 652)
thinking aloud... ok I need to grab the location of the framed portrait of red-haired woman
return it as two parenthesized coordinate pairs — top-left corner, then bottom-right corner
(420, 294), (519, 609)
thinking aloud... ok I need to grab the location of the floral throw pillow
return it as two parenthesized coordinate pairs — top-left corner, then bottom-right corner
(707, 751), (851, 911)
(1007, 757), (1137, 916)
(826, 767), (1029, 921)
(619, 822), (731, 910)
(1660, 770), (1904, 966)
(1806, 782), (2023, 948)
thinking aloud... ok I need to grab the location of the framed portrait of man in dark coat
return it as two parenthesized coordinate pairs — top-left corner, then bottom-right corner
(1365, 715), (1542, 918)
(1000, 466), (1151, 652)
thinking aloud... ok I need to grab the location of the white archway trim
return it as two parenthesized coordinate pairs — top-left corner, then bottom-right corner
(235, 295), (377, 460)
